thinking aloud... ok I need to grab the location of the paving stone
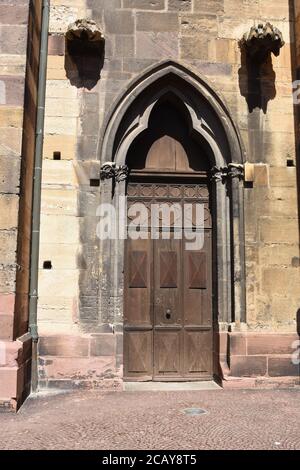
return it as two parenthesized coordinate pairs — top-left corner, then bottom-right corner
(0, 389), (300, 449)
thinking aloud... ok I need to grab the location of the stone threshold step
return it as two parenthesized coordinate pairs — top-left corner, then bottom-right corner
(123, 381), (221, 391)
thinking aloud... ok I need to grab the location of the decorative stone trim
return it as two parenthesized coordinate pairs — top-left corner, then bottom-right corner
(240, 23), (284, 62)
(100, 162), (129, 183)
(210, 164), (244, 183)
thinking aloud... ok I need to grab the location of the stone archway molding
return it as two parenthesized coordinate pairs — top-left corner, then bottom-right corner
(98, 59), (246, 339)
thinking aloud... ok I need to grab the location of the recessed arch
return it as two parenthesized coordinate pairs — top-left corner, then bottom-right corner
(98, 60), (246, 167)
(98, 61), (246, 380)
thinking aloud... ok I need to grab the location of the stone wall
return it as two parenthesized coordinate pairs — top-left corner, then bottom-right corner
(37, 0), (300, 388)
(0, 0), (42, 409)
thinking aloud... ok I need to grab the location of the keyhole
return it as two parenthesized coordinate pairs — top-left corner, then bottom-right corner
(166, 310), (171, 320)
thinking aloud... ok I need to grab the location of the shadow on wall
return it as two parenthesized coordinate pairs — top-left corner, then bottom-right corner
(64, 37), (105, 89)
(238, 46), (276, 114)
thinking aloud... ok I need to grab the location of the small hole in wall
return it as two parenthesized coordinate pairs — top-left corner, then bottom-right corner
(53, 151), (61, 160)
(287, 159), (295, 167)
(90, 179), (100, 187)
(43, 261), (52, 270)
(244, 181), (254, 189)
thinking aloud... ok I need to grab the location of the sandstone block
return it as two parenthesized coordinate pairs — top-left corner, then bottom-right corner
(123, 0), (164, 9)
(268, 357), (299, 377)
(136, 32), (179, 59)
(104, 10), (134, 34)
(260, 218), (299, 244)
(43, 134), (76, 160)
(168, 0), (191, 11)
(91, 334), (116, 356)
(248, 334), (298, 355)
(136, 12), (178, 32)
(230, 356), (267, 377)
(40, 214), (80, 245)
(38, 335), (89, 357)
(0, 195), (19, 230)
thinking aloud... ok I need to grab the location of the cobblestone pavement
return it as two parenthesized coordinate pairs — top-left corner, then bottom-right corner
(0, 388), (300, 450)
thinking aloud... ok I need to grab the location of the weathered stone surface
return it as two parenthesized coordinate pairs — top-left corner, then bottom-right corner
(90, 334), (115, 356)
(136, 12), (178, 32)
(39, 335), (89, 357)
(0, 195), (19, 230)
(268, 358), (299, 377)
(248, 334), (298, 356)
(168, 0), (191, 11)
(0, 25), (28, 54)
(114, 35), (134, 58)
(194, 0), (224, 14)
(229, 333), (247, 356)
(136, 32), (179, 59)
(230, 356), (267, 377)
(123, 0), (164, 9)
(260, 218), (299, 244)
(104, 10), (134, 34)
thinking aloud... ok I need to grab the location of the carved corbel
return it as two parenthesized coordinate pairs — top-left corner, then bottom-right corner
(240, 23), (284, 63)
(66, 19), (104, 44)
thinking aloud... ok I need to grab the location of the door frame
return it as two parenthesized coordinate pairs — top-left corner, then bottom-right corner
(98, 61), (246, 382)
(123, 172), (214, 381)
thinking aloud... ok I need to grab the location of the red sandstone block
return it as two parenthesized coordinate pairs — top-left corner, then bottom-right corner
(268, 357), (300, 377)
(0, 294), (15, 315)
(0, 341), (20, 367)
(230, 356), (267, 377)
(0, 314), (14, 340)
(90, 334), (116, 357)
(229, 333), (247, 356)
(0, 368), (17, 399)
(247, 334), (298, 355)
(38, 335), (89, 357)
(39, 356), (115, 380)
(48, 35), (65, 56)
(215, 331), (227, 355)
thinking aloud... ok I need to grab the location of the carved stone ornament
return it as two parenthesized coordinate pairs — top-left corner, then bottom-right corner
(100, 162), (129, 183)
(240, 23), (284, 63)
(210, 164), (244, 183)
(65, 19), (104, 43)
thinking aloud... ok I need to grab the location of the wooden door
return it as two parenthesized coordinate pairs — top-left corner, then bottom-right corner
(124, 179), (213, 381)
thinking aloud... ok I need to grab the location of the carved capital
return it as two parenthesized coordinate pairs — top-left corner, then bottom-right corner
(115, 165), (130, 183)
(100, 162), (129, 183)
(100, 162), (116, 180)
(210, 164), (244, 183)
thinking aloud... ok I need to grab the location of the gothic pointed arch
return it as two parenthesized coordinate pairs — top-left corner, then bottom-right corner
(98, 60), (246, 352)
(98, 60), (245, 168)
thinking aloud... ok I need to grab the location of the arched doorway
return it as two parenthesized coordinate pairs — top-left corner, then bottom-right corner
(99, 61), (246, 383)
(124, 98), (213, 380)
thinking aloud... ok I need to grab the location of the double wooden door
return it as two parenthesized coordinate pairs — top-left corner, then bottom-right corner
(124, 178), (213, 381)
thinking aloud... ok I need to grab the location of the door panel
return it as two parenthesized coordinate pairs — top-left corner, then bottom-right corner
(125, 331), (153, 378)
(184, 331), (212, 376)
(154, 330), (182, 376)
(124, 179), (213, 381)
